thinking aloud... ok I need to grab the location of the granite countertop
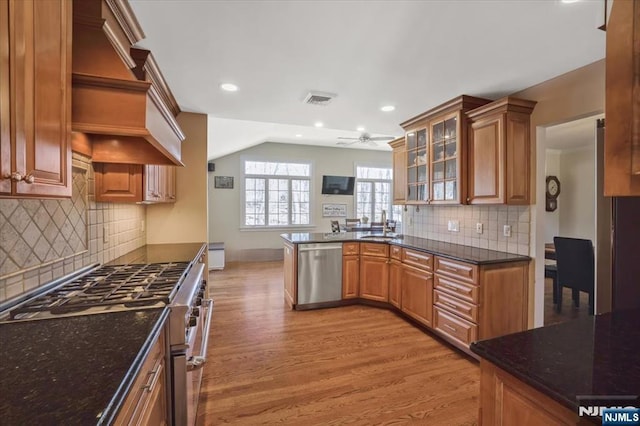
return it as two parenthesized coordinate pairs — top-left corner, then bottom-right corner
(280, 232), (529, 265)
(106, 242), (207, 265)
(470, 309), (640, 412)
(0, 308), (168, 425)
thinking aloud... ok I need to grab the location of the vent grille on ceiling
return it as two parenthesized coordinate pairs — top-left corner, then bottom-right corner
(303, 91), (337, 106)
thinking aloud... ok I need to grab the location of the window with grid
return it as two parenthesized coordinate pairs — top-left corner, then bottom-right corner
(355, 166), (402, 223)
(244, 161), (311, 227)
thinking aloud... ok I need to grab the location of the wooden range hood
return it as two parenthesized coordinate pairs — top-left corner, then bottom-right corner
(71, 0), (184, 166)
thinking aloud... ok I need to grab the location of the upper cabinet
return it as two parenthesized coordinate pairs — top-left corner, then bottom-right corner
(0, 0), (72, 198)
(94, 163), (176, 203)
(389, 137), (406, 205)
(398, 95), (491, 205)
(604, 0), (640, 196)
(467, 97), (536, 205)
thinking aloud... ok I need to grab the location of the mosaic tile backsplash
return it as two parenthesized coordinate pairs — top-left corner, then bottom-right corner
(0, 154), (147, 302)
(403, 204), (531, 256)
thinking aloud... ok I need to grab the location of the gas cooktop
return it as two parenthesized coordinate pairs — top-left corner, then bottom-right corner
(6, 262), (191, 321)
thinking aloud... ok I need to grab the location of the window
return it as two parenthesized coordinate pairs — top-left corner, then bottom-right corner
(355, 166), (402, 222)
(244, 160), (311, 227)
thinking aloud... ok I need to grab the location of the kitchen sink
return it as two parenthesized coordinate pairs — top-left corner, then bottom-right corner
(360, 233), (402, 240)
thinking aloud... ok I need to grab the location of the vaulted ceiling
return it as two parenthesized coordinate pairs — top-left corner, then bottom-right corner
(129, 0), (607, 159)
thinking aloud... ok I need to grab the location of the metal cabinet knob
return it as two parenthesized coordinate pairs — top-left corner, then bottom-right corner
(6, 171), (34, 183)
(9, 171), (23, 182)
(23, 174), (35, 184)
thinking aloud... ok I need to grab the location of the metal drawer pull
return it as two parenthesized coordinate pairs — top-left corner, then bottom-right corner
(187, 299), (213, 372)
(142, 361), (163, 393)
(443, 301), (458, 309)
(443, 324), (458, 332)
(444, 266), (458, 272)
(444, 284), (459, 291)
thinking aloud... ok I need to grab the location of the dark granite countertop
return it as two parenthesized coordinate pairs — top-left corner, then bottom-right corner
(470, 309), (640, 412)
(106, 242), (206, 265)
(0, 308), (168, 425)
(280, 232), (529, 265)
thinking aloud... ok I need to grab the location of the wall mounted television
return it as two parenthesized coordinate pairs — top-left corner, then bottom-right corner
(321, 175), (355, 195)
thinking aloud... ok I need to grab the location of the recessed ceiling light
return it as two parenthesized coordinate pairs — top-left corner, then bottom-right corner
(295, 134), (302, 138)
(560, 0), (579, 3)
(356, 126), (365, 132)
(220, 83), (238, 92)
(314, 122), (324, 128)
(381, 105), (395, 112)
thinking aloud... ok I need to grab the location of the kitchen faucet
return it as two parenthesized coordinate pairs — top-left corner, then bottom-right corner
(381, 210), (387, 235)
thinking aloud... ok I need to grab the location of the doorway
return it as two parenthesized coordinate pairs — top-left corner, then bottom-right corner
(534, 114), (609, 326)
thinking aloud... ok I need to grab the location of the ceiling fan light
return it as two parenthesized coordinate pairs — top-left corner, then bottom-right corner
(314, 122), (324, 128)
(220, 83), (238, 92)
(381, 105), (395, 112)
(356, 126), (365, 132)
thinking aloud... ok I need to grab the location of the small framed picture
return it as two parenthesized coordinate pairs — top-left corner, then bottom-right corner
(214, 176), (234, 189)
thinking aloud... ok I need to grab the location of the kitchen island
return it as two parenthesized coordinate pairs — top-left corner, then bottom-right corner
(0, 242), (207, 425)
(470, 309), (640, 425)
(281, 232), (531, 356)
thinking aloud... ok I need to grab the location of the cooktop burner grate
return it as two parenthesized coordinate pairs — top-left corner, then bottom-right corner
(9, 262), (190, 319)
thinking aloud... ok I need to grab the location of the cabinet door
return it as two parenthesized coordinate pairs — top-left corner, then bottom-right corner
(0, 0), (9, 195)
(145, 164), (161, 201)
(406, 128), (429, 203)
(359, 255), (389, 302)
(283, 242), (296, 307)
(342, 255), (360, 299)
(430, 112), (461, 204)
(468, 114), (504, 204)
(400, 264), (433, 326)
(94, 163), (143, 202)
(164, 165), (176, 202)
(391, 141), (406, 203)
(389, 260), (402, 308)
(11, 0), (71, 197)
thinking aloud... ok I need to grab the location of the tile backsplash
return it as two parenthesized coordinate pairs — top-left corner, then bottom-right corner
(0, 154), (146, 302)
(403, 204), (531, 256)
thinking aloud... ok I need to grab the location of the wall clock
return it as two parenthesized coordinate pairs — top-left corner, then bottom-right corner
(545, 197), (558, 212)
(546, 175), (561, 199)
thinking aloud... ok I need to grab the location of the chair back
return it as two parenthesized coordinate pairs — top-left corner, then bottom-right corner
(553, 237), (594, 293)
(369, 222), (384, 230)
(330, 220), (340, 233)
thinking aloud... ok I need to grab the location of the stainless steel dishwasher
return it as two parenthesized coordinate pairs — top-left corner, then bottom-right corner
(297, 243), (343, 304)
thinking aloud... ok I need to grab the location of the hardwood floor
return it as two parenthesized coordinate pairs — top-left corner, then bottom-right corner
(197, 261), (479, 425)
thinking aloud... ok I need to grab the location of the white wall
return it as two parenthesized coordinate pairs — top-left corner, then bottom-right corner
(558, 147), (595, 242)
(208, 142), (392, 261)
(543, 150), (561, 243)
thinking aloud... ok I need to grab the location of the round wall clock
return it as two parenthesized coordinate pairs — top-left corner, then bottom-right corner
(546, 176), (561, 199)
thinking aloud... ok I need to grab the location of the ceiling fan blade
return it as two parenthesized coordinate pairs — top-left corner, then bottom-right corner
(337, 140), (358, 145)
(368, 136), (395, 141)
(366, 140), (379, 147)
(337, 137), (360, 140)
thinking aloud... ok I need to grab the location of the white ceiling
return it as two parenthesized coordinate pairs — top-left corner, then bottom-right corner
(129, 0), (607, 160)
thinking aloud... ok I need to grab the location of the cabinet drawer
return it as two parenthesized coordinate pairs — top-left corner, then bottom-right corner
(402, 248), (433, 271)
(390, 245), (402, 260)
(435, 257), (478, 284)
(343, 242), (360, 256)
(434, 275), (479, 304)
(434, 289), (478, 323)
(360, 242), (389, 257)
(434, 306), (478, 347)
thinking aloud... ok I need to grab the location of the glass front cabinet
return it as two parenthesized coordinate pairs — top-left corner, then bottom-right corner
(398, 95), (491, 205)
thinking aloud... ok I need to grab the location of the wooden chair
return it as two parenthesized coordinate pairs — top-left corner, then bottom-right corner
(330, 220), (341, 233)
(345, 218), (361, 226)
(553, 236), (594, 315)
(386, 220), (397, 232)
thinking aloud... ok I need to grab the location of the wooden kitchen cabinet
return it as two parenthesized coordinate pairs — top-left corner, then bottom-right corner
(400, 264), (433, 326)
(479, 360), (585, 425)
(342, 242), (360, 299)
(0, 0), (72, 198)
(284, 241), (296, 307)
(94, 163), (177, 203)
(433, 255), (528, 353)
(466, 97), (535, 205)
(115, 327), (168, 425)
(398, 95), (490, 205)
(604, 0), (640, 196)
(359, 243), (389, 302)
(389, 137), (406, 204)
(388, 259), (402, 308)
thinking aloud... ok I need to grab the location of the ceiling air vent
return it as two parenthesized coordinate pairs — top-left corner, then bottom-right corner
(303, 91), (337, 106)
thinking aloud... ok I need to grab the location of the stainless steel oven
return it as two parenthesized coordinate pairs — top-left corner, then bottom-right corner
(168, 260), (213, 426)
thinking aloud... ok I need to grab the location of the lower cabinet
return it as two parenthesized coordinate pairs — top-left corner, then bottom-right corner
(115, 327), (167, 425)
(400, 264), (433, 327)
(479, 360), (585, 425)
(388, 259), (402, 308)
(342, 242), (360, 299)
(359, 243), (390, 302)
(283, 242), (296, 307)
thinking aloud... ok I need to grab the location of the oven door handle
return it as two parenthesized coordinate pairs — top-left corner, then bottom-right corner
(187, 298), (213, 371)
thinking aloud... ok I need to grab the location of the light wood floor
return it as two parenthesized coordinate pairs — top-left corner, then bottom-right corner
(197, 261), (479, 425)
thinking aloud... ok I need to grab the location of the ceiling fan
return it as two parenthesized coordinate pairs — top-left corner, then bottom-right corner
(337, 132), (395, 147)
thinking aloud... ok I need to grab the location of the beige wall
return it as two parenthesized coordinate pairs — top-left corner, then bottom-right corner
(208, 142), (392, 262)
(558, 147), (596, 242)
(146, 112), (209, 244)
(513, 59), (605, 326)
